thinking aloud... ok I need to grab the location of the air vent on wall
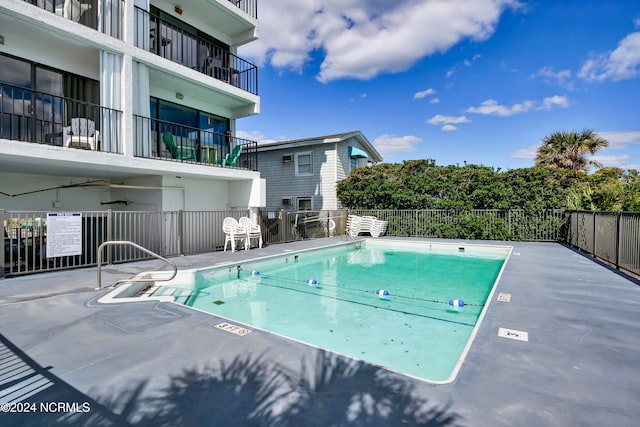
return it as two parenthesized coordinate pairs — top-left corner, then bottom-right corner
(282, 154), (293, 163)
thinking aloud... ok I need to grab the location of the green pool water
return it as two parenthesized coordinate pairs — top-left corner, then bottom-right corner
(178, 240), (510, 382)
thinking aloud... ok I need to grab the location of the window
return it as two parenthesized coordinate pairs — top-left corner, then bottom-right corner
(295, 152), (313, 176)
(348, 145), (368, 171)
(0, 53), (98, 143)
(150, 97), (229, 157)
(297, 197), (312, 211)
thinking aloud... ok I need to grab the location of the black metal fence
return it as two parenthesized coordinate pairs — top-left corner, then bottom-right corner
(231, 0), (258, 19)
(24, 0), (125, 39)
(3, 209), (639, 278)
(350, 209), (567, 241)
(0, 82), (122, 153)
(565, 211), (640, 276)
(134, 7), (258, 95)
(133, 115), (258, 170)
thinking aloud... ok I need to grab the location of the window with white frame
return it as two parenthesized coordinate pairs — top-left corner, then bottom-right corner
(295, 152), (313, 175)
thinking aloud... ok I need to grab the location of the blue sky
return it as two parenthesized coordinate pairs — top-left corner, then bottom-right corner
(237, 0), (640, 171)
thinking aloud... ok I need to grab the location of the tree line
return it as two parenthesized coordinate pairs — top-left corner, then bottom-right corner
(337, 130), (640, 211)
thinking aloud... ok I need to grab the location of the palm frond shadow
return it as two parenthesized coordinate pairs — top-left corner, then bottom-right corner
(96, 350), (463, 426)
(0, 333), (132, 427)
(282, 350), (463, 426)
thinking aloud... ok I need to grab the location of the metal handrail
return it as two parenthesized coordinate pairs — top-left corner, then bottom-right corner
(96, 240), (177, 290)
(132, 115), (258, 170)
(0, 81), (123, 153)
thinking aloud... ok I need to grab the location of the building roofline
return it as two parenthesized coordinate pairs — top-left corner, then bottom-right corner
(256, 130), (383, 162)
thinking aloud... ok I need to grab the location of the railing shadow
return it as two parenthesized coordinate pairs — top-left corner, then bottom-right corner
(94, 350), (464, 426)
(0, 333), (129, 426)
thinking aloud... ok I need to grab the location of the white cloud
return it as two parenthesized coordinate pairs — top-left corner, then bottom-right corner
(467, 99), (533, 116)
(464, 54), (482, 67)
(414, 88), (436, 99)
(429, 97), (441, 104)
(236, 130), (278, 144)
(596, 130), (640, 152)
(538, 95), (570, 110)
(447, 54), (483, 78)
(426, 114), (470, 131)
(426, 114), (471, 125)
(509, 144), (538, 159)
(510, 131), (640, 167)
(240, 0), (520, 82)
(578, 31), (640, 82)
(590, 154), (630, 168)
(373, 134), (422, 159)
(529, 66), (572, 85)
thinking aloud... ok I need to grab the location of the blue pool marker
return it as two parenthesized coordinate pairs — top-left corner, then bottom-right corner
(449, 299), (465, 307)
(306, 279), (317, 286)
(251, 270), (260, 276)
(375, 289), (390, 297)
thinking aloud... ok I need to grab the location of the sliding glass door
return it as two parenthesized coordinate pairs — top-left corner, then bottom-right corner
(0, 53), (99, 145)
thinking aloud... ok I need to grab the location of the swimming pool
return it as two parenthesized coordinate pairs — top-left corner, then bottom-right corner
(111, 240), (511, 383)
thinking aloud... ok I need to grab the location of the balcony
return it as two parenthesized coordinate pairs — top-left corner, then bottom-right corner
(0, 82), (258, 171)
(23, 0), (125, 39)
(133, 115), (258, 171)
(134, 7), (258, 95)
(0, 82), (122, 153)
(231, 0), (257, 19)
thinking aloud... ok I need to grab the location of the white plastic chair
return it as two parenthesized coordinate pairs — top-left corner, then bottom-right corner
(63, 118), (99, 150)
(223, 217), (246, 252)
(239, 216), (263, 249)
(54, 0), (92, 22)
(370, 220), (388, 238)
(346, 215), (362, 237)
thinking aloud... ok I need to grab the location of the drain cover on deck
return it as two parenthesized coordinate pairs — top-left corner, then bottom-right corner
(215, 322), (252, 336)
(498, 327), (528, 342)
(497, 293), (511, 302)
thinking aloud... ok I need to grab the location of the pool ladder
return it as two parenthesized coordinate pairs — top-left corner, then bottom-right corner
(95, 240), (177, 290)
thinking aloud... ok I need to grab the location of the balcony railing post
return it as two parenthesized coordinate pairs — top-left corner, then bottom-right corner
(0, 211), (6, 279)
(592, 211), (597, 258)
(615, 211), (621, 270)
(106, 209), (113, 265)
(178, 210), (184, 256)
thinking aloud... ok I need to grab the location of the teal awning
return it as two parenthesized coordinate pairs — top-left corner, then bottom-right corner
(349, 146), (368, 158)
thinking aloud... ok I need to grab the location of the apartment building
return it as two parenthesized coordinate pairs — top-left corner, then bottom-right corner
(0, 0), (265, 213)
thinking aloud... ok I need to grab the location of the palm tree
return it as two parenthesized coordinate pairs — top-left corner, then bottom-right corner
(535, 129), (609, 172)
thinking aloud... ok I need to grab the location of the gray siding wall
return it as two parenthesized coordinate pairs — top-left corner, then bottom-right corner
(335, 141), (370, 207)
(258, 145), (335, 210)
(257, 138), (372, 211)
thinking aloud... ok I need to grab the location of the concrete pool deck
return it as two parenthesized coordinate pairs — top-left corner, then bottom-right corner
(1, 238), (639, 426)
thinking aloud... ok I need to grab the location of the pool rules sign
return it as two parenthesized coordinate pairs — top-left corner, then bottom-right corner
(46, 212), (83, 258)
